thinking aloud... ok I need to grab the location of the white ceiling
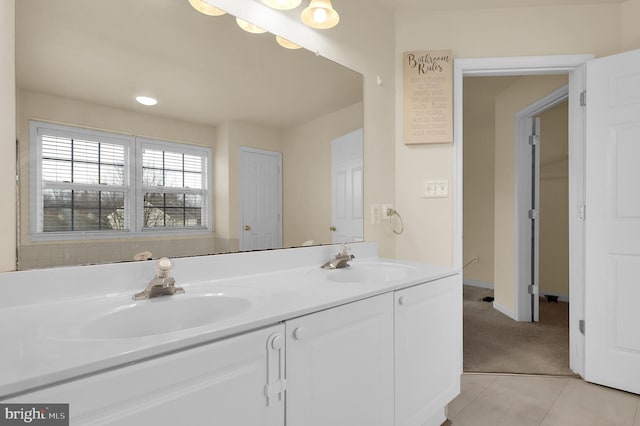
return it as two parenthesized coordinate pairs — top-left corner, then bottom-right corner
(15, 0), (363, 130)
(377, 0), (626, 12)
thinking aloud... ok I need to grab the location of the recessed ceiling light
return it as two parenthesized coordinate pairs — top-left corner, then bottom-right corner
(136, 96), (158, 106)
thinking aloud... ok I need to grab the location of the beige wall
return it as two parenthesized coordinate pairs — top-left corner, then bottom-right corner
(225, 120), (284, 245)
(214, 122), (232, 243)
(493, 75), (568, 313)
(282, 102), (363, 247)
(539, 101), (569, 298)
(462, 78), (506, 286)
(463, 77), (570, 301)
(0, 0), (15, 272)
(394, 3), (633, 274)
(621, 0), (640, 51)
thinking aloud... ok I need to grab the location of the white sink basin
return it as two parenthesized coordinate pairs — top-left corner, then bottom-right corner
(60, 286), (268, 340)
(318, 262), (417, 283)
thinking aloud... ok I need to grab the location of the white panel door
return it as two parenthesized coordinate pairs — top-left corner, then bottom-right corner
(240, 147), (282, 251)
(285, 293), (394, 426)
(584, 48), (640, 394)
(331, 128), (364, 243)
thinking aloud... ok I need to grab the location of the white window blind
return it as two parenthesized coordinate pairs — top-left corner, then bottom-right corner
(37, 127), (130, 234)
(30, 121), (212, 240)
(139, 141), (209, 230)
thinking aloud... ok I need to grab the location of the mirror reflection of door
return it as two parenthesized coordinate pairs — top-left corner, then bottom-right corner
(331, 128), (364, 243)
(239, 147), (282, 251)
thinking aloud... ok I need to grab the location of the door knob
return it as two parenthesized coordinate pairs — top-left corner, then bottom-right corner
(244, 225), (251, 231)
(293, 327), (305, 340)
(329, 226), (336, 232)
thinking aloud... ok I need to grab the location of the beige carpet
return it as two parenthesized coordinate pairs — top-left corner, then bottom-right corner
(463, 285), (574, 376)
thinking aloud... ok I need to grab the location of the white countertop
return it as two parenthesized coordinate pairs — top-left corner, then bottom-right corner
(0, 243), (458, 398)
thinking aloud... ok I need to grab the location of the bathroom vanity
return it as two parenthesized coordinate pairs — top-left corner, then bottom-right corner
(0, 243), (461, 426)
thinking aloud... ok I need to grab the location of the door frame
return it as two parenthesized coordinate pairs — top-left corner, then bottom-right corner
(453, 54), (594, 377)
(515, 85), (568, 323)
(238, 146), (283, 251)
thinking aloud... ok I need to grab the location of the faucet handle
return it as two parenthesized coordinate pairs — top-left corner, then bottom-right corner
(339, 243), (350, 256)
(155, 257), (174, 278)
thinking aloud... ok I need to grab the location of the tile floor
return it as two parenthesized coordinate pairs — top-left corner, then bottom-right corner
(446, 373), (640, 426)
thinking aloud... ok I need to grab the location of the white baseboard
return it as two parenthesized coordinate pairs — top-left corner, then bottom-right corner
(492, 301), (516, 320)
(463, 279), (494, 289)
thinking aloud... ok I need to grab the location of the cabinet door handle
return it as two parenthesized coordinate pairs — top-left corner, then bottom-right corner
(244, 225), (251, 231)
(398, 296), (406, 306)
(293, 327), (305, 340)
(265, 332), (286, 407)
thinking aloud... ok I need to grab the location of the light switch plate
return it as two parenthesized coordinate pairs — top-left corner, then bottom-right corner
(422, 179), (449, 198)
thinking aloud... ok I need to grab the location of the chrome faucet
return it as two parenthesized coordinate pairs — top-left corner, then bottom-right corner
(133, 257), (185, 300)
(321, 244), (355, 269)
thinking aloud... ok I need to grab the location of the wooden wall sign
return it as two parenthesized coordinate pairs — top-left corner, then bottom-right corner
(403, 49), (453, 144)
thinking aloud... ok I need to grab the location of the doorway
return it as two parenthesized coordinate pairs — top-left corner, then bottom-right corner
(456, 50), (640, 395)
(239, 147), (282, 251)
(331, 128), (364, 244)
(461, 75), (571, 375)
(453, 54), (591, 378)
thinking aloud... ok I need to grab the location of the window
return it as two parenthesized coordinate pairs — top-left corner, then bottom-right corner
(137, 138), (208, 231)
(30, 121), (211, 240)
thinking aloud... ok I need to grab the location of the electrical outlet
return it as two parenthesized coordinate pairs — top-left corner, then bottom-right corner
(371, 204), (381, 225)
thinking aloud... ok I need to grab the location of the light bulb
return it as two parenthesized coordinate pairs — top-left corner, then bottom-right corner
(276, 35), (302, 49)
(236, 17), (267, 34)
(188, 0), (226, 16)
(301, 0), (339, 29)
(313, 8), (327, 23)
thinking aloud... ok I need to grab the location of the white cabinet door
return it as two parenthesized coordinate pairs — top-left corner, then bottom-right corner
(395, 274), (462, 426)
(8, 325), (285, 426)
(286, 293), (394, 426)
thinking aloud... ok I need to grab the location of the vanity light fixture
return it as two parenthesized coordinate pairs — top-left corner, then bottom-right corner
(236, 17), (267, 34)
(261, 0), (302, 10)
(188, 0), (226, 16)
(276, 35), (302, 49)
(301, 0), (339, 29)
(136, 96), (158, 106)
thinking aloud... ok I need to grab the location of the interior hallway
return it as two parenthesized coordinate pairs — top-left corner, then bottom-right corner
(463, 285), (572, 376)
(446, 373), (640, 426)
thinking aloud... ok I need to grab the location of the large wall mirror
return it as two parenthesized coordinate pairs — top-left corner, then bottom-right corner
(15, 0), (364, 270)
